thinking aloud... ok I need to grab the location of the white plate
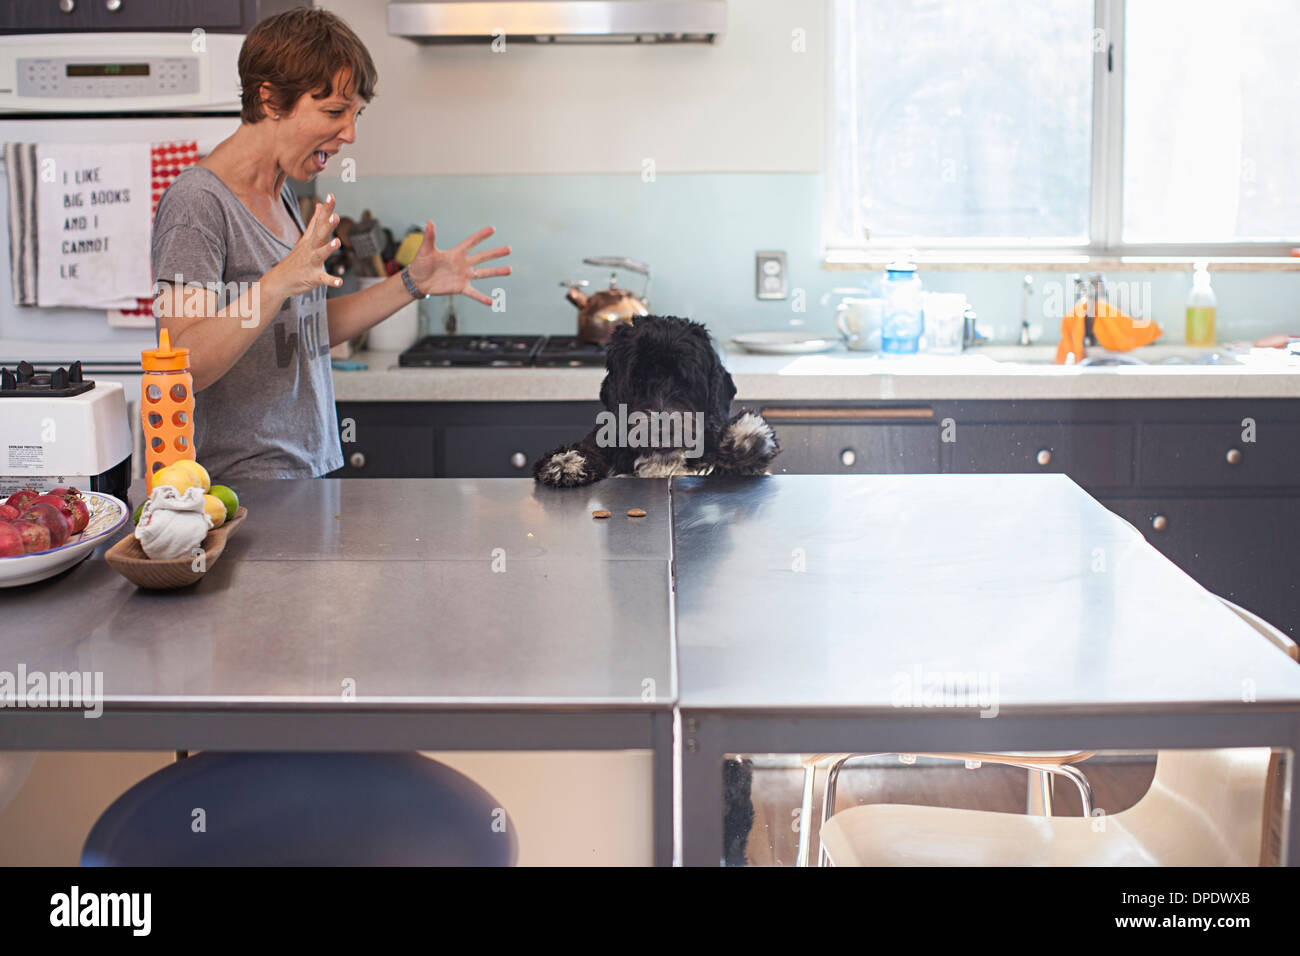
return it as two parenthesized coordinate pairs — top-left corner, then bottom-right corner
(0, 491), (130, 587)
(731, 332), (837, 355)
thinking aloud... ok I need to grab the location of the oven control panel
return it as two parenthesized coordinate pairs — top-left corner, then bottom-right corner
(0, 33), (241, 113)
(17, 57), (200, 99)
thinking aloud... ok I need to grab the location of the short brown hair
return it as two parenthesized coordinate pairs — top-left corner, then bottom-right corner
(238, 8), (377, 124)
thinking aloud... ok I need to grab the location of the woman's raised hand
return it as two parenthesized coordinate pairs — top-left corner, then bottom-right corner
(272, 192), (343, 297)
(405, 220), (512, 306)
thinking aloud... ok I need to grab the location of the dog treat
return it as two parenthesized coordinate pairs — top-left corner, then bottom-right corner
(592, 510), (612, 519)
(627, 508), (647, 517)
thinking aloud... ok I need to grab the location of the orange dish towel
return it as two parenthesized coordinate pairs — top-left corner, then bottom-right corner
(1055, 300), (1162, 364)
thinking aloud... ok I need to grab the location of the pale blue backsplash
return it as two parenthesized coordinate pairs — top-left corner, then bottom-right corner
(324, 173), (1300, 346)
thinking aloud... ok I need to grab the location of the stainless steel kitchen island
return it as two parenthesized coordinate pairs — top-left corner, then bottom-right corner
(671, 474), (1300, 865)
(5, 473), (1300, 867)
(0, 477), (678, 866)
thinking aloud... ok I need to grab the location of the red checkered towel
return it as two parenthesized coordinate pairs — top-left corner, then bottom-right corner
(108, 140), (200, 326)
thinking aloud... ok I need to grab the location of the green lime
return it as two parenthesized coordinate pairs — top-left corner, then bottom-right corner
(132, 503), (143, 525)
(209, 484), (239, 521)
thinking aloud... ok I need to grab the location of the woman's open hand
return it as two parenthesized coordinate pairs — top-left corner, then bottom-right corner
(272, 192), (342, 298)
(405, 221), (512, 306)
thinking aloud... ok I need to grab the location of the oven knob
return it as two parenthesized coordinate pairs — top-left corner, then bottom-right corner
(349, 452), (366, 470)
(59, 0), (75, 12)
(840, 448), (856, 467)
(510, 452), (527, 470)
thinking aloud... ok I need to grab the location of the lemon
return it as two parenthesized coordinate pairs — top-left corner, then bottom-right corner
(209, 485), (239, 521)
(202, 494), (227, 528)
(171, 459), (211, 492)
(151, 463), (201, 494)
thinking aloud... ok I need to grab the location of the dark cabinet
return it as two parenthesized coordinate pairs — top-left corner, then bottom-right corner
(948, 422), (1134, 490)
(1102, 496), (1300, 636)
(0, 0), (301, 33)
(1140, 423), (1300, 490)
(443, 426), (582, 478)
(767, 423), (939, 474)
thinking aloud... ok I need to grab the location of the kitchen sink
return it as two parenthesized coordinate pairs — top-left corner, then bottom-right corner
(976, 344), (1258, 367)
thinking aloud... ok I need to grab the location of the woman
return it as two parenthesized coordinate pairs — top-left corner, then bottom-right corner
(151, 8), (510, 482)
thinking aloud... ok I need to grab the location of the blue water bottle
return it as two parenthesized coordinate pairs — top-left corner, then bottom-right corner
(881, 261), (923, 354)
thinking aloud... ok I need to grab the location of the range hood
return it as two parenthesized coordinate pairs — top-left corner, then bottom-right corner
(388, 1), (726, 44)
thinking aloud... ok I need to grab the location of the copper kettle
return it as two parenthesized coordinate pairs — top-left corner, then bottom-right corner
(560, 256), (651, 344)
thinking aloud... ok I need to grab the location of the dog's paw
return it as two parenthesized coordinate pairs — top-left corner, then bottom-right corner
(533, 447), (597, 487)
(714, 412), (780, 475)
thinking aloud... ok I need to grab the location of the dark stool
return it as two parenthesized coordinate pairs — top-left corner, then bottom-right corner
(81, 752), (517, 866)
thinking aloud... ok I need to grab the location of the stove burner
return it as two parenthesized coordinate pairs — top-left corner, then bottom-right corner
(534, 335), (608, 368)
(398, 335), (607, 368)
(0, 360), (96, 398)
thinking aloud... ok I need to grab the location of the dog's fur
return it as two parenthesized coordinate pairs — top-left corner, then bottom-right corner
(533, 315), (780, 487)
(532, 315), (772, 864)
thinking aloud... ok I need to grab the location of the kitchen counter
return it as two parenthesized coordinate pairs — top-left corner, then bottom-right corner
(332, 344), (1300, 402)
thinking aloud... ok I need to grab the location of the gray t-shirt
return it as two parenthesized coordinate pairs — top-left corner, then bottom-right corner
(150, 165), (342, 483)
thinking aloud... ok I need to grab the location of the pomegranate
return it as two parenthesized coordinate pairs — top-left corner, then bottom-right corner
(4, 488), (39, 511)
(30, 494), (76, 535)
(12, 519), (50, 554)
(0, 521), (23, 557)
(22, 501), (69, 548)
(65, 494), (91, 534)
(0, 504), (18, 522)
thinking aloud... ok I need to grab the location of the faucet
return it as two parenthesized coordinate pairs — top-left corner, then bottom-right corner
(1019, 274), (1034, 345)
(1072, 273), (1106, 347)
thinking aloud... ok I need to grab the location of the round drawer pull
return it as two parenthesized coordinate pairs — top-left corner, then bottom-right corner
(1036, 448), (1052, 466)
(105, 0), (121, 10)
(59, 0), (75, 12)
(840, 448), (857, 467)
(348, 452), (366, 469)
(1226, 448), (1242, 465)
(1152, 514), (1168, 532)
(510, 452), (527, 469)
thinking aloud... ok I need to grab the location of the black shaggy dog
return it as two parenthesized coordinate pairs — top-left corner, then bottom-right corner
(532, 314), (776, 865)
(532, 315), (780, 486)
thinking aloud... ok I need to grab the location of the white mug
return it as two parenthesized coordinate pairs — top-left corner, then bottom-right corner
(835, 297), (883, 351)
(357, 276), (420, 352)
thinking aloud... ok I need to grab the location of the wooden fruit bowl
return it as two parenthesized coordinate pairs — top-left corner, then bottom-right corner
(105, 507), (247, 590)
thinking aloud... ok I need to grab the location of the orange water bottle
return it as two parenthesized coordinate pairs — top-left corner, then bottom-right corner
(141, 328), (196, 493)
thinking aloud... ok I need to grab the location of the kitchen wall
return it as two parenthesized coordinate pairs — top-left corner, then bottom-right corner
(322, 0), (1300, 346)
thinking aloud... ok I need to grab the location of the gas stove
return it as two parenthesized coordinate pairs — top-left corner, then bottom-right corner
(0, 360), (95, 398)
(0, 359), (132, 500)
(398, 335), (607, 368)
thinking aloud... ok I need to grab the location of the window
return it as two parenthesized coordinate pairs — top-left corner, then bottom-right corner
(826, 0), (1300, 256)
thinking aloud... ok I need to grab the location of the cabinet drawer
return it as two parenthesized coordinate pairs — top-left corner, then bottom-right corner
(333, 425), (435, 478)
(1102, 496), (1300, 636)
(949, 423), (1133, 489)
(443, 426), (585, 478)
(768, 424), (940, 475)
(1140, 422), (1300, 489)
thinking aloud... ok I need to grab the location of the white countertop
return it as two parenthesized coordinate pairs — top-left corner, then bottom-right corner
(331, 343), (1300, 402)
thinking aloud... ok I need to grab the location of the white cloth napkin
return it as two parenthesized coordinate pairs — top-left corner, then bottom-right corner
(134, 485), (212, 560)
(34, 142), (152, 307)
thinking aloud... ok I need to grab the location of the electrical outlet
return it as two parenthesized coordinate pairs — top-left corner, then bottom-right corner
(755, 251), (787, 300)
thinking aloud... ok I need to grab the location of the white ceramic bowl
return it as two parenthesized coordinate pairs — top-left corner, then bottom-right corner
(0, 491), (130, 587)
